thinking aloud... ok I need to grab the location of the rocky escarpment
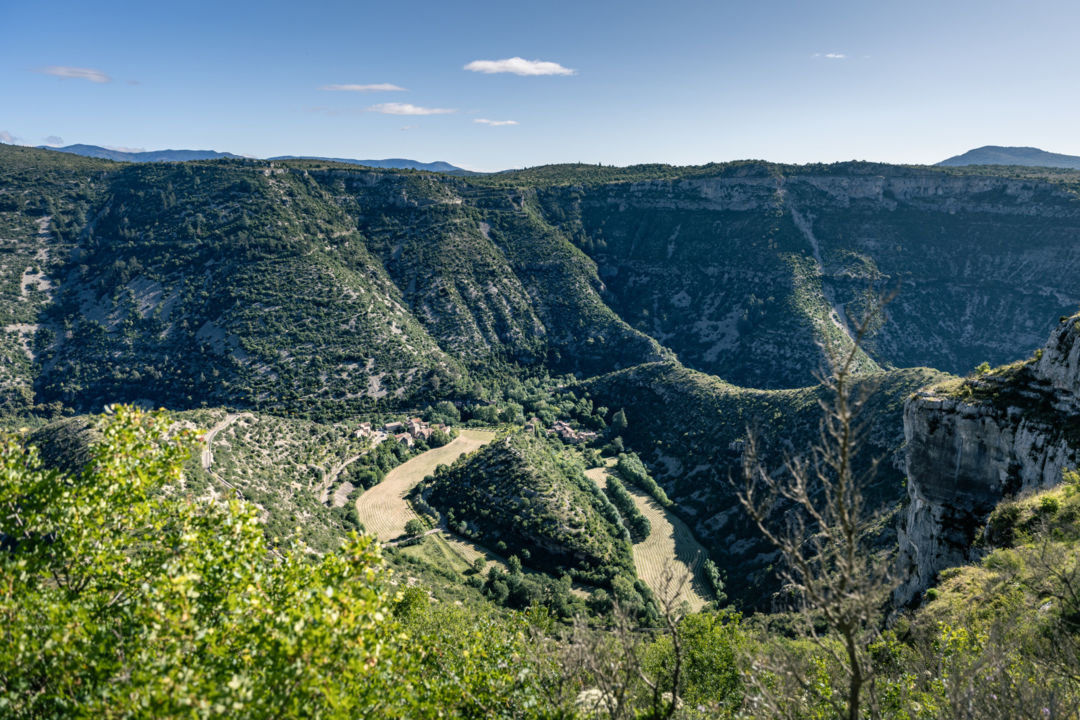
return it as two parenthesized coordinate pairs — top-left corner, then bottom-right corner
(535, 163), (1080, 389)
(896, 314), (1080, 604)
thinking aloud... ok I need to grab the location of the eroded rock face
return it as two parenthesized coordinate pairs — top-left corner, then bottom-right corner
(536, 165), (1080, 391)
(1034, 317), (1080, 410)
(896, 314), (1080, 605)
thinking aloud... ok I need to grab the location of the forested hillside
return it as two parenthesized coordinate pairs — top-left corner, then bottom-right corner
(4, 143), (1080, 602)
(5, 146), (1080, 422)
(414, 430), (635, 584)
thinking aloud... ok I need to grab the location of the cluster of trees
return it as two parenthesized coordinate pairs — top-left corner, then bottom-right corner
(616, 451), (672, 507)
(341, 437), (409, 489)
(604, 474), (652, 542)
(340, 426), (455, 492)
(415, 432), (635, 587)
(475, 562), (583, 617)
(457, 377), (610, 432)
(468, 553), (664, 631)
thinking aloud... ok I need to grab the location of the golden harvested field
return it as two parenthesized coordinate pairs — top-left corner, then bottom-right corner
(585, 465), (712, 611)
(355, 429), (496, 542)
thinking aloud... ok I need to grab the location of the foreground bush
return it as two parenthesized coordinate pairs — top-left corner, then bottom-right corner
(0, 406), (555, 719)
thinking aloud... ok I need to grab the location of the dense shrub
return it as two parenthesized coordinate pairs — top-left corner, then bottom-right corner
(604, 474), (652, 542)
(0, 406), (561, 718)
(616, 451), (672, 507)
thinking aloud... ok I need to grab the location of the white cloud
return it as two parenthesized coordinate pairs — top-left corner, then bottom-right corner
(0, 130), (21, 145)
(36, 66), (111, 83)
(105, 145), (146, 153)
(474, 118), (519, 126)
(813, 52), (847, 60)
(320, 83), (406, 92)
(42, 136), (64, 147)
(464, 57), (575, 76)
(368, 102), (455, 116)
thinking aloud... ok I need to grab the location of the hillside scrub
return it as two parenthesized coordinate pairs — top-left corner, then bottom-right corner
(414, 430), (636, 586)
(5, 143), (1079, 425)
(4, 407), (1080, 717)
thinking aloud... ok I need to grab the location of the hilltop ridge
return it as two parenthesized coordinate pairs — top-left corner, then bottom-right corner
(27, 142), (476, 173)
(938, 145), (1080, 170)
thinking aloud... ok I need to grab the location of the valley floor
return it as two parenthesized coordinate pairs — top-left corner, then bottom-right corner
(585, 463), (712, 611)
(355, 429), (496, 542)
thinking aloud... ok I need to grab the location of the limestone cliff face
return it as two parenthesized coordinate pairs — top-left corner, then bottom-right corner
(896, 314), (1080, 604)
(1033, 318), (1080, 410)
(535, 164), (1080, 390)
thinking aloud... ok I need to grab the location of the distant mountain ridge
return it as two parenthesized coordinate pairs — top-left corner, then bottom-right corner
(39, 144), (243, 162)
(268, 155), (477, 175)
(39, 143), (475, 174)
(938, 145), (1080, 170)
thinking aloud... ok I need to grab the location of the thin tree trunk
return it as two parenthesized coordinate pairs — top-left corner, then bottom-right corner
(846, 630), (862, 720)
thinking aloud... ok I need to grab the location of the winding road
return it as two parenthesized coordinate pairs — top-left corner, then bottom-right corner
(200, 412), (254, 496)
(318, 453), (367, 505)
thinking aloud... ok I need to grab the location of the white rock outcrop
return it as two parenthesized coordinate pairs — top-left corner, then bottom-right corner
(895, 313), (1080, 605)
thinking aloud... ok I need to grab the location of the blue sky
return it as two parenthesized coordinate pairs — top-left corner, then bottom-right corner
(2, 0), (1079, 171)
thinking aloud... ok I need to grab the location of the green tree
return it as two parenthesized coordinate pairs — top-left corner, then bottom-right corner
(0, 406), (411, 717)
(642, 611), (744, 713)
(702, 558), (727, 605)
(611, 408), (629, 433)
(427, 399), (461, 425)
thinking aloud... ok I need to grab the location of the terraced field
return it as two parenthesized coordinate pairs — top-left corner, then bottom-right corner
(355, 429), (496, 542)
(585, 465), (712, 611)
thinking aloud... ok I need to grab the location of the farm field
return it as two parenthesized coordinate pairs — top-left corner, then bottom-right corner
(355, 429), (496, 542)
(585, 464), (712, 611)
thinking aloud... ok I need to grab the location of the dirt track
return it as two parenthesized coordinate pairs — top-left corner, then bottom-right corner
(201, 412), (254, 471)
